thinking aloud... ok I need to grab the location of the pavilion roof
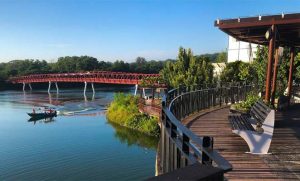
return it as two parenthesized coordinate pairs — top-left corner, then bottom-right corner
(215, 13), (300, 48)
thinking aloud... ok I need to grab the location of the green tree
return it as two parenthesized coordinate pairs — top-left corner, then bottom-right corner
(111, 60), (130, 72)
(252, 46), (268, 86)
(216, 51), (227, 63)
(160, 47), (213, 88)
(220, 61), (256, 82)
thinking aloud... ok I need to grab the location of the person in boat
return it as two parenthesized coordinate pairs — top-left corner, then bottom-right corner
(32, 108), (36, 114)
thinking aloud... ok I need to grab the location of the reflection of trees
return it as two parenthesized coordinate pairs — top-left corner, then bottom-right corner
(108, 122), (159, 150)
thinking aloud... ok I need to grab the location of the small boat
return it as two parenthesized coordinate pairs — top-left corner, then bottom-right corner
(27, 111), (57, 119)
(28, 116), (55, 123)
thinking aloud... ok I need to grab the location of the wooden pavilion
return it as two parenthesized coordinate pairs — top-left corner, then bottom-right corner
(215, 13), (300, 104)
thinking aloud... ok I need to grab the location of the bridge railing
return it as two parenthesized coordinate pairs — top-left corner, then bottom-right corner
(159, 83), (257, 175)
(9, 71), (160, 84)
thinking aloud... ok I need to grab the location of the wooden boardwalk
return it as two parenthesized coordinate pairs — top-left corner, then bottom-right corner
(185, 105), (300, 180)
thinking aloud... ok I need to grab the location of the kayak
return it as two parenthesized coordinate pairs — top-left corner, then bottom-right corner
(27, 112), (57, 119)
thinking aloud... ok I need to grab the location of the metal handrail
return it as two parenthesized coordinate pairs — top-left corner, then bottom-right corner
(160, 83), (257, 173)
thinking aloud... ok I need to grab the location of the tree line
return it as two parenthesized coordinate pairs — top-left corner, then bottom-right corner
(0, 56), (166, 81)
(0, 52), (226, 82)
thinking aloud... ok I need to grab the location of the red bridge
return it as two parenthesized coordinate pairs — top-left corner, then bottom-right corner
(10, 71), (161, 94)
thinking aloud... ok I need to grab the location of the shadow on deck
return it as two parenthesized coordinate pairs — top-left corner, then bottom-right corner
(185, 104), (300, 180)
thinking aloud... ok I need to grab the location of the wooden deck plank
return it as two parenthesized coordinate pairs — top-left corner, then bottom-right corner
(185, 105), (300, 180)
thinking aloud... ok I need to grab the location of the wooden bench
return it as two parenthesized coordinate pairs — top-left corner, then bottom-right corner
(229, 100), (275, 154)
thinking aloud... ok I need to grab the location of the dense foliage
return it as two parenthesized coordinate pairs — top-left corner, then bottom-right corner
(199, 52), (227, 63)
(220, 60), (256, 82)
(161, 47), (214, 88)
(0, 60), (51, 80)
(234, 92), (261, 112)
(215, 52), (227, 63)
(0, 56), (166, 81)
(220, 46), (300, 96)
(106, 93), (160, 137)
(0, 49), (225, 85)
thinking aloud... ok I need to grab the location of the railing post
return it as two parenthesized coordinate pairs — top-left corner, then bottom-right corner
(182, 133), (189, 167)
(219, 84), (222, 106)
(202, 136), (213, 165)
(170, 123), (177, 171)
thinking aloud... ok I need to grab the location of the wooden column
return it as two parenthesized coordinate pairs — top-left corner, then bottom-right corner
(271, 48), (280, 105)
(287, 47), (295, 97)
(265, 25), (276, 103)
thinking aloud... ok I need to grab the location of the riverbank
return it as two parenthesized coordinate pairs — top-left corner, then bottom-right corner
(106, 93), (160, 137)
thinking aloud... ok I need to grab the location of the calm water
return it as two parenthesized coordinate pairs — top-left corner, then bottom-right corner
(0, 87), (158, 180)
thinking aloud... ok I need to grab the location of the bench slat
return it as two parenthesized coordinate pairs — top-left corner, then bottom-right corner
(251, 107), (266, 123)
(257, 100), (271, 112)
(254, 103), (269, 115)
(229, 100), (274, 154)
(229, 115), (255, 131)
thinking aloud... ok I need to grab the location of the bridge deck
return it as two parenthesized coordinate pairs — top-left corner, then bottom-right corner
(185, 105), (300, 180)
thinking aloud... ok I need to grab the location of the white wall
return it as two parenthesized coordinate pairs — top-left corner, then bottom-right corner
(227, 36), (258, 63)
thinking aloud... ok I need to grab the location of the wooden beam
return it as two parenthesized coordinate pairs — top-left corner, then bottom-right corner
(215, 14), (300, 29)
(287, 47), (295, 98)
(271, 48), (280, 105)
(265, 25), (276, 103)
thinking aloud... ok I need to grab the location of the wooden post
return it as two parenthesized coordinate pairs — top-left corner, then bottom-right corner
(287, 47), (295, 98)
(271, 48), (280, 105)
(265, 25), (276, 103)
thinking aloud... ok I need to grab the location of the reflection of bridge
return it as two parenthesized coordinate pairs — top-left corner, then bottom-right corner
(10, 71), (160, 93)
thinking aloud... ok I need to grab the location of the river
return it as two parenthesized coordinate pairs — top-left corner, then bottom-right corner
(0, 87), (158, 180)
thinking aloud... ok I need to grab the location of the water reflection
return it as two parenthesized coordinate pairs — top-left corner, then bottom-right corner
(108, 122), (159, 150)
(83, 92), (95, 102)
(1, 88), (157, 180)
(48, 92), (52, 105)
(28, 117), (56, 124)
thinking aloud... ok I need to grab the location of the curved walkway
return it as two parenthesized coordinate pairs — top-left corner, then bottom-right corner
(185, 106), (300, 180)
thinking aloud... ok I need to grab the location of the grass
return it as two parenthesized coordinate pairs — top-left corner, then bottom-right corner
(106, 93), (160, 137)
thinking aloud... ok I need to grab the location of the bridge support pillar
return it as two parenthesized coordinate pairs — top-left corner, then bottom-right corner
(143, 88), (146, 98)
(91, 83), (95, 94)
(55, 82), (59, 94)
(22, 82), (26, 91)
(84, 81), (87, 95)
(48, 81), (52, 93)
(134, 84), (138, 96)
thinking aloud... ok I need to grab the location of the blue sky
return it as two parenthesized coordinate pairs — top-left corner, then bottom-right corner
(0, 0), (299, 62)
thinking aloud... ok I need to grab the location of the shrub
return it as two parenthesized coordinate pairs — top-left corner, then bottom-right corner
(235, 92), (261, 111)
(107, 93), (160, 137)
